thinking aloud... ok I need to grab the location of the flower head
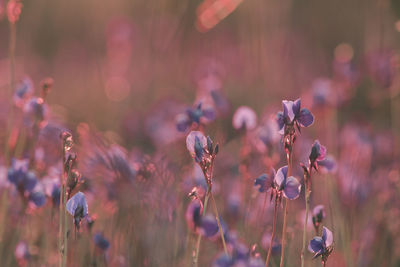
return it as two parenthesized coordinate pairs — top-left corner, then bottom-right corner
(232, 106), (257, 131)
(8, 159), (37, 193)
(93, 233), (110, 251)
(276, 98), (314, 135)
(7, 0), (22, 24)
(254, 169), (276, 193)
(308, 226), (334, 262)
(186, 131), (207, 162)
(13, 77), (33, 107)
(312, 205), (325, 232)
(176, 102), (216, 132)
(66, 192), (88, 230)
(274, 165), (301, 200)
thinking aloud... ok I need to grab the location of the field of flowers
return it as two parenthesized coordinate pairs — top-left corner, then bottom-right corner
(0, 0), (400, 266)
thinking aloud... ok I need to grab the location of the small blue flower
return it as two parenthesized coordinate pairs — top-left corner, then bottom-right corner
(254, 169), (276, 193)
(8, 159), (37, 193)
(93, 233), (110, 251)
(308, 226), (333, 259)
(28, 190), (47, 207)
(66, 192), (88, 229)
(177, 103), (216, 132)
(274, 166), (301, 200)
(276, 99), (314, 135)
(13, 77), (34, 107)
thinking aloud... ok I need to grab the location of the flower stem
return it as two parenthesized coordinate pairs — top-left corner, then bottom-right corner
(265, 199), (278, 267)
(301, 179), (311, 267)
(193, 189), (210, 267)
(4, 21), (17, 165)
(210, 192), (228, 255)
(59, 147), (65, 267)
(280, 150), (292, 267)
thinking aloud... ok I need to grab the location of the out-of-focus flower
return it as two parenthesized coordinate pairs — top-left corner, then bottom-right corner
(13, 77), (34, 108)
(176, 103), (215, 132)
(199, 215), (219, 238)
(311, 78), (335, 108)
(254, 169), (276, 193)
(66, 192), (88, 230)
(7, 0), (22, 24)
(15, 241), (30, 266)
(308, 226), (334, 262)
(185, 199), (203, 231)
(312, 205), (325, 232)
(274, 165), (301, 200)
(276, 98), (314, 135)
(8, 159), (37, 193)
(257, 117), (280, 151)
(23, 97), (49, 127)
(232, 106), (257, 131)
(365, 50), (396, 89)
(213, 241), (264, 267)
(261, 232), (281, 254)
(93, 233), (110, 251)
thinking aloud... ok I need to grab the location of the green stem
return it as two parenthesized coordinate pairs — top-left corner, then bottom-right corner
(210, 193), (228, 254)
(193, 190), (210, 267)
(301, 181), (310, 267)
(280, 150), (292, 267)
(59, 180), (64, 265)
(265, 199), (278, 267)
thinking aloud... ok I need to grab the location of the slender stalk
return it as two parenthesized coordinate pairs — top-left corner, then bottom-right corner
(301, 177), (311, 267)
(193, 189), (210, 267)
(280, 150), (292, 267)
(265, 199), (278, 267)
(210, 193), (228, 254)
(4, 21), (17, 165)
(59, 147), (65, 267)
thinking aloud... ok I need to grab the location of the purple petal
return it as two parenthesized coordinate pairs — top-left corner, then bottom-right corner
(254, 173), (273, 193)
(199, 215), (219, 238)
(308, 237), (324, 254)
(297, 108), (314, 127)
(282, 100), (295, 122)
(317, 156), (337, 173)
(176, 114), (190, 132)
(312, 205), (325, 218)
(322, 226), (333, 247)
(66, 192), (88, 217)
(292, 98), (301, 117)
(233, 106), (258, 131)
(29, 191), (47, 207)
(275, 166), (288, 189)
(202, 107), (216, 121)
(276, 112), (285, 134)
(24, 172), (38, 192)
(283, 176), (301, 200)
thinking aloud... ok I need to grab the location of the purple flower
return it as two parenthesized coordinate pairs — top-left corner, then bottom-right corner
(317, 155), (337, 173)
(15, 241), (30, 263)
(274, 166), (301, 200)
(254, 169), (276, 193)
(308, 226), (334, 259)
(23, 97), (49, 126)
(66, 192), (88, 230)
(176, 102), (216, 132)
(28, 190), (47, 207)
(93, 233), (110, 251)
(186, 131), (207, 162)
(276, 99), (314, 135)
(8, 159), (37, 193)
(13, 77), (33, 107)
(309, 140), (326, 168)
(199, 215), (219, 238)
(312, 205), (325, 230)
(232, 106), (257, 131)
(185, 199), (203, 231)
